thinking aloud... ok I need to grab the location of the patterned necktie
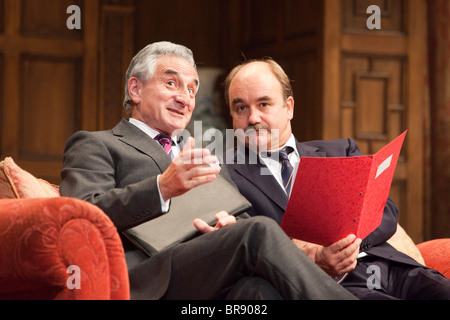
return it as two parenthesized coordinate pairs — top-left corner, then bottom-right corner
(278, 147), (294, 195)
(154, 134), (174, 160)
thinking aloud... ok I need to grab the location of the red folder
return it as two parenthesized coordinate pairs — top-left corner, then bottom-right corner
(281, 131), (407, 247)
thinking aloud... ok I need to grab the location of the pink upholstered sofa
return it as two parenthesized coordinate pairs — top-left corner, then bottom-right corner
(0, 157), (130, 299)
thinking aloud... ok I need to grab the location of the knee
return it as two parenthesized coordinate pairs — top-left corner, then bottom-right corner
(240, 216), (288, 244)
(244, 216), (281, 234)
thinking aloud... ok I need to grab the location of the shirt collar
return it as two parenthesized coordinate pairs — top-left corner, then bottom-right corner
(283, 134), (299, 157)
(260, 134), (299, 159)
(129, 118), (179, 145)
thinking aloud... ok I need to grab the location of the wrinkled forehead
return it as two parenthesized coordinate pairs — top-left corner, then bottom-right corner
(154, 55), (198, 82)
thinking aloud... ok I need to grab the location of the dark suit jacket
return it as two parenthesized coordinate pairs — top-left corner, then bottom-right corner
(60, 118), (237, 299)
(226, 137), (423, 268)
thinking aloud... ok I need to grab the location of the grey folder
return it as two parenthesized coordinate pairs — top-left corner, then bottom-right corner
(123, 174), (252, 256)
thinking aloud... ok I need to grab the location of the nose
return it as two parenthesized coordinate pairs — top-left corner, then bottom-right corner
(248, 107), (261, 124)
(174, 87), (192, 107)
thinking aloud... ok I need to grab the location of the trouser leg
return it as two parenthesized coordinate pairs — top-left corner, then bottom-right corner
(342, 256), (450, 300)
(164, 216), (356, 300)
(225, 277), (283, 300)
(390, 263), (450, 300)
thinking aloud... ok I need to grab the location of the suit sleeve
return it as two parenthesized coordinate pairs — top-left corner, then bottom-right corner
(346, 138), (399, 251)
(60, 131), (165, 231)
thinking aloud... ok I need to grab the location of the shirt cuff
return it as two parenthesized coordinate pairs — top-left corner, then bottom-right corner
(156, 174), (170, 213)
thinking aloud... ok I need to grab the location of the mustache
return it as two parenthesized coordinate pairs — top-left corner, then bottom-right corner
(244, 124), (270, 133)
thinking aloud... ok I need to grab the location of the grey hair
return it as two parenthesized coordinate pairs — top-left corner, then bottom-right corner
(123, 41), (197, 116)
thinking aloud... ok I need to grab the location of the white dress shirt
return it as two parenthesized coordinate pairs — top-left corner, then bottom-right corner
(129, 118), (181, 212)
(259, 134), (300, 197)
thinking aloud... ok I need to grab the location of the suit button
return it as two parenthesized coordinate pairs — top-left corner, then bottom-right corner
(361, 241), (370, 251)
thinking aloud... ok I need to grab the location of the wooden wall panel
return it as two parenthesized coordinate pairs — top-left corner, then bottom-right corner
(0, 0), (101, 184)
(241, 0), (320, 57)
(21, 0), (82, 39)
(0, 1), (3, 157)
(243, 0), (278, 48)
(342, 0), (405, 33)
(325, 0), (426, 242)
(236, 0), (322, 141)
(134, 0), (221, 68)
(339, 55), (409, 223)
(284, 0), (320, 40)
(98, 1), (134, 130)
(287, 53), (321, 142)
(0, 0), (3, 34)
(0, 0), (134, 183)
(340, 56), (406, 149)
(20, 56), (80, 161)
(0, 53), (2, 156)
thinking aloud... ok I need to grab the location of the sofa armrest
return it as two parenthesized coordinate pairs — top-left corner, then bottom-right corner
(416, 239), (450, 279)
(0, 197), (129, 299)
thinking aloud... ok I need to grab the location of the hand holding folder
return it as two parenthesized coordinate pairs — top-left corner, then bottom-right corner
(124, 174), (252, 256)
(281, 131), (407, 247)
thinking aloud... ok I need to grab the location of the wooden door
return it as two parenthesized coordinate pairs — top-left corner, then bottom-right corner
(322, 0), (428, 242)
(228, 0), (324, 142)
(0, 0), (99, 184)
(0, 0), (134, 184)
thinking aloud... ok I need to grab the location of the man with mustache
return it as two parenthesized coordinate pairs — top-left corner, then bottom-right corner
(224, 58), (450, 299)
(59, 41), (357, 300)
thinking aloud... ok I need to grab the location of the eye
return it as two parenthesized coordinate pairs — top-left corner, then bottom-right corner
(167, 80), (176, 87)
(260, 102), (269, 108)
(235, 105), (247, 112)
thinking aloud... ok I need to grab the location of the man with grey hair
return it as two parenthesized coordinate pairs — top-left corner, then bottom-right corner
(60, 41), (356, 300)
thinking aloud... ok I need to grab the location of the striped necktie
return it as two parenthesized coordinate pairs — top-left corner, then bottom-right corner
(154, 134), (174, 160)
(278, 147), (294, 195)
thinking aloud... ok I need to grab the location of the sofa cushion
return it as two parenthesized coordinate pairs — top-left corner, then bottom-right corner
(417, 239), (450, 278)
(0, 157), (59, 199)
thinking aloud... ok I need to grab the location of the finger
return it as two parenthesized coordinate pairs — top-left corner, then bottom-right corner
(334, 238), (362, 273)
(187, 164), (221, 180)
(180, 147), (212, 164)
(329, 234), (357, 253)
(184, 172), (218, 190)
(335, 237), (361, 262)
(187, 154), (218, 166)
(215, 214), (236, 228)
(193, 218), (213, 234)
(182, 151), (218, 168)
(336, 255), (359, 274)
(180, 137), (195, 156)
(215, 211), (230, 220)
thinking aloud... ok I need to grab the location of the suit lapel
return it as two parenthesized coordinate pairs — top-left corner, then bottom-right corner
(232, 148), (289, 211)
(112, 119), (172, 172)
(232, 139), (329, 212)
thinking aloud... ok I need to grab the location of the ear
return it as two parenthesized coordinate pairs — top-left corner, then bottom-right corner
(128, 77), (141, 105)
(286, 96), (294, 120)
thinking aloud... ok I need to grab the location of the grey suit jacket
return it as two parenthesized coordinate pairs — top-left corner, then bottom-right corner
(61, 118), (171, 230)
(226, 138), (424, 268)
(60, 118), (236, 299)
